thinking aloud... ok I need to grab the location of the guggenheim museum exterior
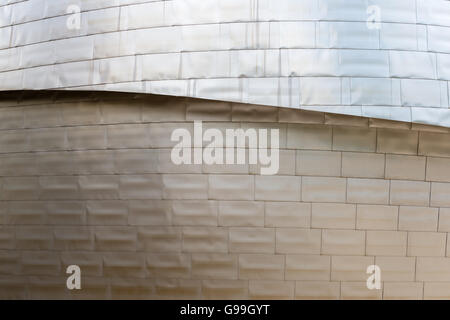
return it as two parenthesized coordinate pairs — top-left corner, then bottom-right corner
(0, 0), (450, 300)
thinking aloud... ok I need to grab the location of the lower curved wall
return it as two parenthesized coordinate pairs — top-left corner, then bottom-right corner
(1, 91), (450, 299)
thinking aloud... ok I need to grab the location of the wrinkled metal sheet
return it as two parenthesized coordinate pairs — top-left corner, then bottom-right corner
(0, 0), (450, 127)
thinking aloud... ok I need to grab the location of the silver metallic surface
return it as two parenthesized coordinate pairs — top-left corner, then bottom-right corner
(0, 0), (450, 126)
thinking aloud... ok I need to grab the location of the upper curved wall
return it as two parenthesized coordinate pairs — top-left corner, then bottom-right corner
(0, 0), (450, 126)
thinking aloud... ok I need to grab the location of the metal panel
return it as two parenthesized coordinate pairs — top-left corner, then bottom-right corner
(417, 0), (450, 27)
(300, 77), (341, 105)
(351, 78), (393, 106)
(119, 2), (164, 30)
(317, 22), (379, 49)
(380, 23), (418, 51)
(390, 51), (437, 79)
(401, 79), (442, 108)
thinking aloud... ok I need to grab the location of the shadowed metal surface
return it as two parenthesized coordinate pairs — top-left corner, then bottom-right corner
(0, 0), (450, 126)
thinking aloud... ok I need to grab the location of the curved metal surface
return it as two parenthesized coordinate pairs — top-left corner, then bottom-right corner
(0, 0), (450, 126)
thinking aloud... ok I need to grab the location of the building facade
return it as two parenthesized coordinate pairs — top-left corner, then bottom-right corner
(0, 0), (450, 299)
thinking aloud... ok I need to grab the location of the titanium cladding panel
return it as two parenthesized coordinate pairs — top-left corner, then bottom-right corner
(1, 0), (450, 126)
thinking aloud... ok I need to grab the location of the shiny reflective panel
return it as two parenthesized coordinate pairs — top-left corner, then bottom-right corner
(0, 0), (449, 126)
